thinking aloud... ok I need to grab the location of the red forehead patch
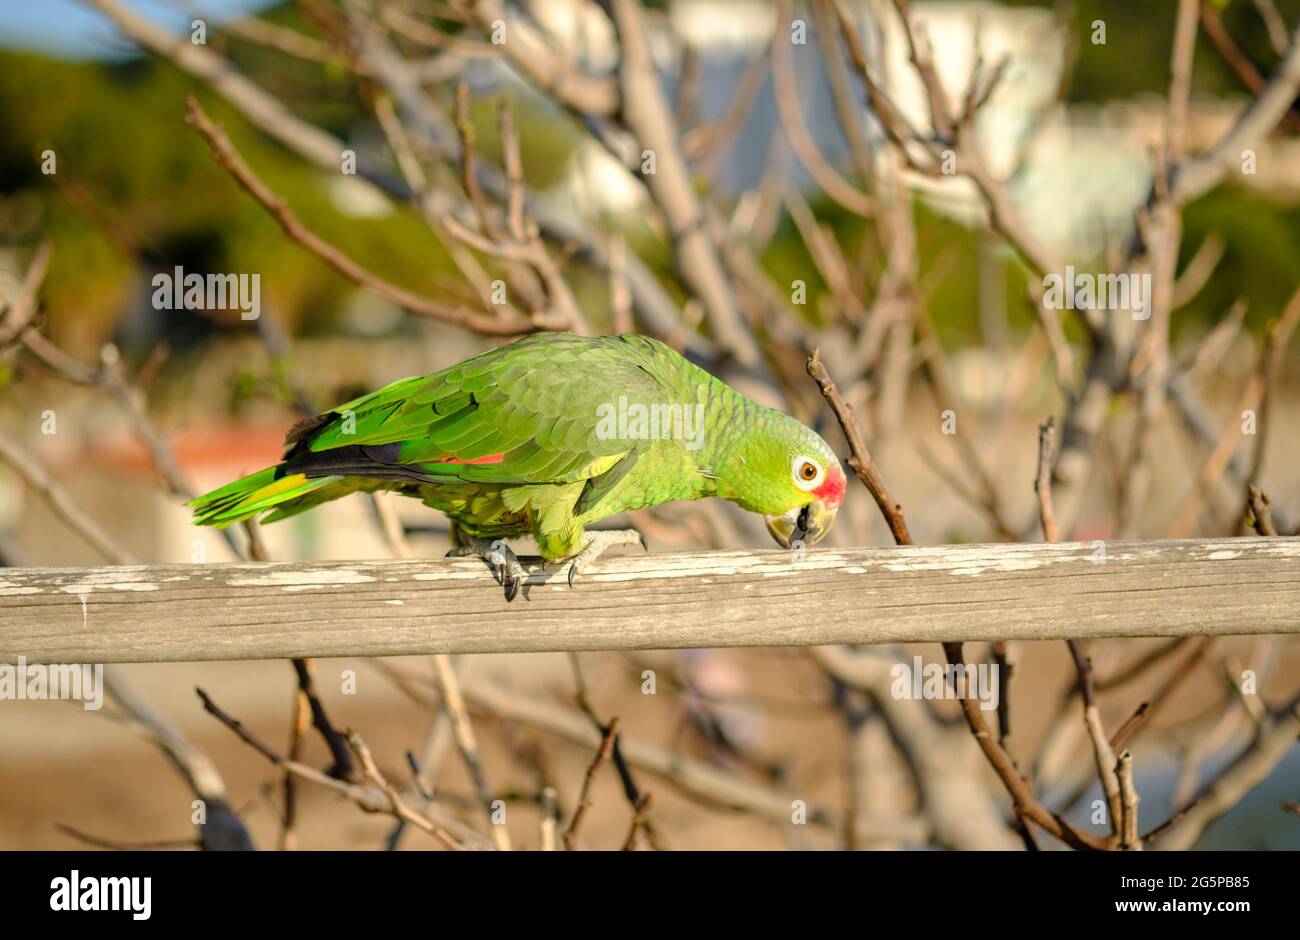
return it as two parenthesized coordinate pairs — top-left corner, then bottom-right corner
(814, 465), (846, 509)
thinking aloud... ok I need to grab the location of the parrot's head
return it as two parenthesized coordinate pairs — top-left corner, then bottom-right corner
(717, 411), (846, 549)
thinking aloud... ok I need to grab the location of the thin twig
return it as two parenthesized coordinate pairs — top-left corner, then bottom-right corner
(1246, 485), (1277, 536)
(1035, 418), (1060, 543)
(1116, 750), (1141, 850)
(196, 687), (467, 849)
(184, 97), (533, 335)
(0, 434), (134, 565)
(806, 349), (911, 545)
(0, 240), (53, 348)
(563, 717), (619, 851)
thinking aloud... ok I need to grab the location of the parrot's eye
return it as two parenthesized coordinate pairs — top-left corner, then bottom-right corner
(792, 456), (824, 491)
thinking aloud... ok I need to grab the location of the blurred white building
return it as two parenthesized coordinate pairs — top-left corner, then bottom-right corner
(486, 0), (1299, 265)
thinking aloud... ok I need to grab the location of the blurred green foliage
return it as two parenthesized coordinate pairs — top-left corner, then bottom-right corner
(0, 47), (458, 353)
(1006, 0), (1300, 101)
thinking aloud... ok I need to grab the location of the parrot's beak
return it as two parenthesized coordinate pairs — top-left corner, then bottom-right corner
(765, 500), (837, 548)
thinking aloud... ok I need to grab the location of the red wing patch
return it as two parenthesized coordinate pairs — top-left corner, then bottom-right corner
(440, 453), (506, 465)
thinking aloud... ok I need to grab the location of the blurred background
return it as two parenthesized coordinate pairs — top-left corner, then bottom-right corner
(1, 0), (1298, 850)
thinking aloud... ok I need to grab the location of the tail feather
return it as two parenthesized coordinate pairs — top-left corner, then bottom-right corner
(189, 466), (340, 528)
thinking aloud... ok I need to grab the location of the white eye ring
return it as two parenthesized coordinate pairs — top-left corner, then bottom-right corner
(792, 455), (824, 491)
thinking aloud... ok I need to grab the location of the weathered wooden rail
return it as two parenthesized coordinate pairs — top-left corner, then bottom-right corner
(0, 538), (1296, 664)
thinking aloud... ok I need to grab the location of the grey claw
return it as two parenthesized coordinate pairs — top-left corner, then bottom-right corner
(567, 564), (577, 589)
(460, 538), (528, 601)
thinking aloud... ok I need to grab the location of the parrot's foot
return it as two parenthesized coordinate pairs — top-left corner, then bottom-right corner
(448, 537), (529, 602)
(565, 529), (647, 589)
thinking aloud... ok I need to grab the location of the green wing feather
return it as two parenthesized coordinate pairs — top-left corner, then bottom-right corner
(307, 333), (670, 481)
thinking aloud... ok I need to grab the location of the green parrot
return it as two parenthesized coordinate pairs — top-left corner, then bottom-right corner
(190, 333), (846, 599)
